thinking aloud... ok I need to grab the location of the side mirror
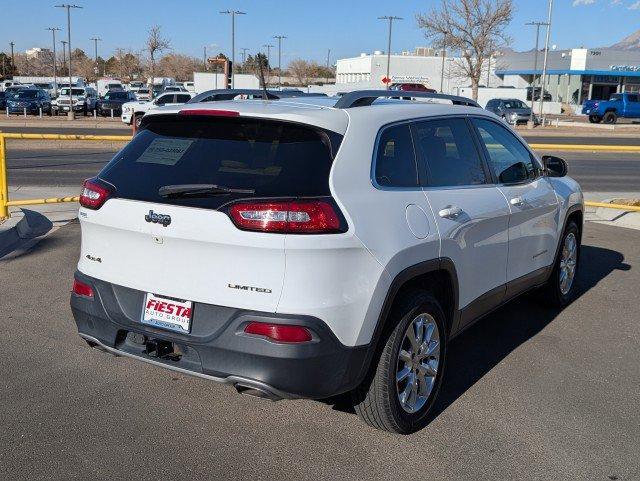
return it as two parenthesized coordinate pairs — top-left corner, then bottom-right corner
(542, 155), (567, 177)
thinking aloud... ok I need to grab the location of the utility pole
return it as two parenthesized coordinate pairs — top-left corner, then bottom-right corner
(325, 48), (331, 84)
(378, 16), (402, 90)
(90, 36), (101, 78)
(203, 45), (207, 71)
(9, 42), (15, 76)
(440, 32), (448, 93)
(539, 0), (554, 123)
(240, 48), (249, 65)
(56, 4), (82, 119)
(273, 35), (287, 88)
(46, 28), (61, 96)
(525, 20), (548, 127)
(220, 10), (246, 89)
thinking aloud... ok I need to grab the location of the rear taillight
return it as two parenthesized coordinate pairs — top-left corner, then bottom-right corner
(244, 322), (313, 343)
(72, 279), (94, 298)
(227, 200), (343, 234)
(79, 178), (111, 210)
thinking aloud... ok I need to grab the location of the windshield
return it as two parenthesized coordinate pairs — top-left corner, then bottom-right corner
(60, 88), (85, 96)
(108, 84), (121, 89)
(503, 100), (527, 109)
(98, 116), (342, 210)
(14, 90), (39, 99)
(138, 89), (150, 94)
(104, 91), (128, 100)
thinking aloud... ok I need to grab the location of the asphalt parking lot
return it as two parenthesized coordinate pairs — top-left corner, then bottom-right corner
(1, 221), (638, 480)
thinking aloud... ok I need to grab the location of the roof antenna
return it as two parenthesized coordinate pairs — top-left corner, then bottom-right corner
(256, 51), (272, 100)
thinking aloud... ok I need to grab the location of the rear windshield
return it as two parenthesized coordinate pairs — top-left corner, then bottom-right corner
(98, 116), (342, 209)
(104, 91), (128, 100)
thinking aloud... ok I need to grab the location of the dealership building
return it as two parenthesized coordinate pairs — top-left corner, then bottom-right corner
(328, 46), (640, 106)
(496, 48), (640, 103)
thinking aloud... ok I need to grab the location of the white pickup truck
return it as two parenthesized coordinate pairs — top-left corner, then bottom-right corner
(121, 91), (194, 127)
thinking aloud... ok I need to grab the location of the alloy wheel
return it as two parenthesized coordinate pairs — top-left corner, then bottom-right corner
(559, 232), (578, 295)
(396, 313), (440, 414)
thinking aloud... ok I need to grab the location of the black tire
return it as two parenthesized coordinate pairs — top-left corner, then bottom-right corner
(351, 291), (447, 434)
(588, 115), (601, 124)
(603, 111), (617, 124)
(134, 113), (144, 128)
(539, 221), (580, 307)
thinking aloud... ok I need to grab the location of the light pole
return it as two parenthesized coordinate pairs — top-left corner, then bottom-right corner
(263, 44), (274, 86)
(325, 48), (331, 84)
(525, 20), (548, 127)
(46, 28), (61, 96)
(9, 42), (15, 75)
(440, 32), (448, 93)
(61, 40), (67, 78)
(539, 0), (554, 123)
(90, 36), (101, 78)
(203, 45), (207, 71)
(220, 10), (246, 89)
(56, 4), (82, 119)
(273, 35), (287, 88)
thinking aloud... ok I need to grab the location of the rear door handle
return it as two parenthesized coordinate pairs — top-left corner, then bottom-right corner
(510, 196), (525, 206)
(438, 206), (463, 219)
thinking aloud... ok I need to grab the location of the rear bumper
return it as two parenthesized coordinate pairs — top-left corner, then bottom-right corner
(71, 270), (368, 399)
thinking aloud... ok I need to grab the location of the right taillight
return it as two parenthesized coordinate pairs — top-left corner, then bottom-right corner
(227, 199), (343, 234)
(79, 178), (111, 210)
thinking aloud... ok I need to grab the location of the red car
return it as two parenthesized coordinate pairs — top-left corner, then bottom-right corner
(390, 83), (437, 93)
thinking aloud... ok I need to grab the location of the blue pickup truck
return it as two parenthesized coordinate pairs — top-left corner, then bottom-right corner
(582, 93), (640, 124)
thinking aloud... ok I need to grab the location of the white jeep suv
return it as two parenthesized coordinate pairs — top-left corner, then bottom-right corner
(71, 91), (583, 434)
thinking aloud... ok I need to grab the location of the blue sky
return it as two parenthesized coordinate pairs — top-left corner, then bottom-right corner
(2, 0), (639, 65)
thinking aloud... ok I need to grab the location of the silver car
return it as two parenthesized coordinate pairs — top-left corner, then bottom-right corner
(486, 98), (538, 125)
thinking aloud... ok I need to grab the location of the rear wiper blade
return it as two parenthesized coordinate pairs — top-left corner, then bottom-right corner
(158, 184), (255, 197)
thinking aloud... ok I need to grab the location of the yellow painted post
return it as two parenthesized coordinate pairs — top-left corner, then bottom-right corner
(0, 133), (9, 219)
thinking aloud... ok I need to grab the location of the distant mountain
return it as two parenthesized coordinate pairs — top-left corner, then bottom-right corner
(610, 29), (640, 50)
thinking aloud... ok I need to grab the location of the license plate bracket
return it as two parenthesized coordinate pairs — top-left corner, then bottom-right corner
(141, 292), (193, 333)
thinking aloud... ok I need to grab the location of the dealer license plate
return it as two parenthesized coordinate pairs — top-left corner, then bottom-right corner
(141, 292), (192, 333)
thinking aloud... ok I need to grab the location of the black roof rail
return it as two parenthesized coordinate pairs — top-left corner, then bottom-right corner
(187, 88), (322, 104)
(333, 90), (480, 109)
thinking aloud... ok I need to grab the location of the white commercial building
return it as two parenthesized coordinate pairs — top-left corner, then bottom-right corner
(332, 47), (500, 94)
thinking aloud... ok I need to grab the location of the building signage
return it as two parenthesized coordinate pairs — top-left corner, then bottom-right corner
(389, 75), (432, 83)
(610, 65), (640, 72)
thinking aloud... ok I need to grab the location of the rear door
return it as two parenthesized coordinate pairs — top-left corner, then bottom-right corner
(412, 117), (510, 324)
(470, 117), (559, 286)
(78, 114), (342, 312)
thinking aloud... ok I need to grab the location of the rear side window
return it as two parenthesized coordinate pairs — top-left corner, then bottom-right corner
(471, 118), (537, 184)
(99, 116), (342, 209)
(176, 94), (191, 103)
(374, 124), (418, 187)
(413, 118), (487, 187)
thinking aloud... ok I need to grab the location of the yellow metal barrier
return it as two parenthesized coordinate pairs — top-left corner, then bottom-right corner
(585, 201), (640, 212)
(0, 132), (131, 219)
(1, 132), (640, 220)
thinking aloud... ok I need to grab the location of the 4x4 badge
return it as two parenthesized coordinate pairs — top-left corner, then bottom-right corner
(145, 210), (171, 227)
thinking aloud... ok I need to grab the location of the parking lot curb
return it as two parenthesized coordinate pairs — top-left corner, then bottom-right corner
(0, 209), (53, 258)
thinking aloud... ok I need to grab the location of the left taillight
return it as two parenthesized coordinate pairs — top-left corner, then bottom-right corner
(227, 199), (344, 234)
(79, 178), (111, 210)
(72, 279), (94, 298)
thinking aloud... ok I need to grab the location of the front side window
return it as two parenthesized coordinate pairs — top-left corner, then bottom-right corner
(413, 118), (487, 187)
(472, 118), (537, 184)
(374, 123), (418, 187)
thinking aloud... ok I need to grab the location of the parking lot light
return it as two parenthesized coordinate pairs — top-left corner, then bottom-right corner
(55, 4), (82, 120)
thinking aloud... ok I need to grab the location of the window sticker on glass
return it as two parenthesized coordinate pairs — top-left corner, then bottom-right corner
(136, 138), (194, 166)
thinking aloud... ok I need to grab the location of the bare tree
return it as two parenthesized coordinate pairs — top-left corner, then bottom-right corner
(416, 0), (513, 100)
(158, 53), (200, 81)
(145, 25), (170, 95)
(288, 59), (315, 86)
